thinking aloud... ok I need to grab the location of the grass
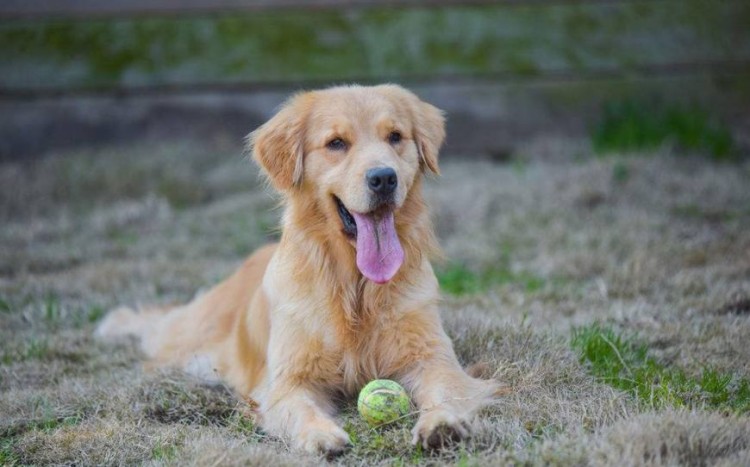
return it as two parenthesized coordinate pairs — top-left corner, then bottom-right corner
(62, 305), (109, 330)
(339, 418), (426, 464)
(611, 160), (630, 184)
(1, 408), (83, 440)
(0, 438), (18, 466)
(437, 242), (549, 296)
(151, 441), (180, 462)
(438, 263), (547, 296)
(1, 339), (51, 365)
(43, 295), (62, 324)
(437, 264), (486, 295)
(0, 141), (249, 221)
(137, 379), (238, 426)
(1, 140), (749, 465)
(592, 100), (736, 160)
(572, 324), (750, 413)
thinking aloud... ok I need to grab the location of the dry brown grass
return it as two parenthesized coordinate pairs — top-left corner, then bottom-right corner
(1, 139), (749, 465)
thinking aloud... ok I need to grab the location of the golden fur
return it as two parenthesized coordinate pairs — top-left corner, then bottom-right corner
(96, 84), (500, 455)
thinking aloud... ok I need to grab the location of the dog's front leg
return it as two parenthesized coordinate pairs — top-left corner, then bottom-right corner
(402, 337), (500, 450)
(260, 378), (350, 456)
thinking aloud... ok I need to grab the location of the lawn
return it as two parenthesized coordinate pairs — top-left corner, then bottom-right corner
(1, 138), (749, 465)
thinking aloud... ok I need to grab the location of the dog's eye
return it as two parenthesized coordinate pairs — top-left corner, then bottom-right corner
(388, 131), (402, 145)
(326, 138), (347, 151)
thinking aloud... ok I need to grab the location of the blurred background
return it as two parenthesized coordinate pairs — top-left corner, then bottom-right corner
(1, 0), (748, 161)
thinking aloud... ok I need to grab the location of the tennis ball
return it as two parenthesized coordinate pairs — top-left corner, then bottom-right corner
(357, 379), (410, 426)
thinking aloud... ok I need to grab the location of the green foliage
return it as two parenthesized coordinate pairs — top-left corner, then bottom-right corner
(227, 411), (257, 437)
(42, 295), (105, 330)
(338, 407), (417, 463)
(438, 241), (548, 296)
(151, 443), (178, 461)
(0, 438), (18, 466)
(456, 449), (480, 467)
(572, 325), (750, 413)
(25, 339), (51, 361)
(1, 339), (51, 364)
(1, 409), (83, 438)
(71, 305), (107, 328)
(0, 297), (11, 313)
(437, 264), (484, 296)
(437, 263), (546, 296)
(43, 295), (61, 323)
(38, 414), (82, 433)
(2, 4), (743, 91)
(592, 101), (736, 160)
(86, 306), (106, 324)
(343, 420), (360, 446)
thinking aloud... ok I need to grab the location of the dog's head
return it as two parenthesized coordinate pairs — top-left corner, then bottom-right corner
(249, 84), (445, 284)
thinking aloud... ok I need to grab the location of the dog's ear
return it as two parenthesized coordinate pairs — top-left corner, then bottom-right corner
(412, 99), (445, 176)
(379, 85), (445, 176)
(248, 93), (313, 191)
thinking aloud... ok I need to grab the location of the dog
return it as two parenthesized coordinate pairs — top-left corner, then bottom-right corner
(96, 84), (500, 455)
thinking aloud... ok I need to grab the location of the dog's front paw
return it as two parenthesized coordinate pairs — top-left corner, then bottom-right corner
(411, 409), (472, 450)
(297, 419), (351, 458)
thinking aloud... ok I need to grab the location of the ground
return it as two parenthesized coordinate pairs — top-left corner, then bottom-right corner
(1, 138), (749, 466)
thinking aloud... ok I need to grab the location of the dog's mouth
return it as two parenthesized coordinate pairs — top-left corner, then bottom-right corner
(333, 196), (405, 284)
(335, 196), (358, 240)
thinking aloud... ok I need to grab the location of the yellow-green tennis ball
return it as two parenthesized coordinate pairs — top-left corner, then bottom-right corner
(357, 379), (410, 427)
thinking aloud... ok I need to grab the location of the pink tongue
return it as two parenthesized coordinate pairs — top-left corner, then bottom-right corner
(351, 211), (404, 284)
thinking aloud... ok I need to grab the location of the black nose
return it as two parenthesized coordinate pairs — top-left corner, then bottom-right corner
(366, 167), (398, 197)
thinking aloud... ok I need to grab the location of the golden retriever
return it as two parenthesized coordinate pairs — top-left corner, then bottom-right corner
(96, 84), (500, 455)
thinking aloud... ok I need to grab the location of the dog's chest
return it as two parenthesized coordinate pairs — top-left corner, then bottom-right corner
(333, 315), (413, 395)
(318, 282), (434, 394)
(337, 341), (397, 396)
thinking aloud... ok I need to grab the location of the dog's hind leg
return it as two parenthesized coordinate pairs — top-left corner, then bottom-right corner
(95, 296), (231, 384)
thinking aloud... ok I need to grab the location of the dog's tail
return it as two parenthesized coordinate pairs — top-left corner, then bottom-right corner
(94, 304), (173, 345)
